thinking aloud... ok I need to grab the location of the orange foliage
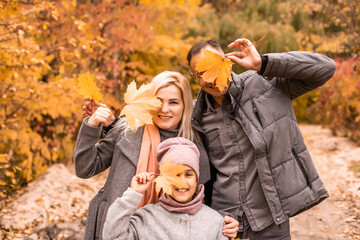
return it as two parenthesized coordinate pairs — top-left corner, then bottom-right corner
(0, 0), (201, 198)
(0, 0), (157, 198)
(195, 49), (234, 92)
(311, 58), (360, 143)
(294, 58), (360, 144)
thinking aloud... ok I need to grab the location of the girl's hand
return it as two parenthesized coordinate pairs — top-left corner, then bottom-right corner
(87, 103), (115, 127)
(131, 172), (155, 194)
(225, 38), (262, 72)
(223, 216), (239, 240)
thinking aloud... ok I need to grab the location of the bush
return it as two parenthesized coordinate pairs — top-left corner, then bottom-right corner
(294, 58), (360, 144)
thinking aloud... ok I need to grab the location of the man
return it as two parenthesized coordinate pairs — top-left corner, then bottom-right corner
(187, 38), (336, 239)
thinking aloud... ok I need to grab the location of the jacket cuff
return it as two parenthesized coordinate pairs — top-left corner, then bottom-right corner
(103, 116), (120, 135)
(121, 188), (144, 207)
(80, 117), (103, 138)
(258, 55), (268, 75)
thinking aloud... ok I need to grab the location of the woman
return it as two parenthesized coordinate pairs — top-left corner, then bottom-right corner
(74, 71), (237, 240)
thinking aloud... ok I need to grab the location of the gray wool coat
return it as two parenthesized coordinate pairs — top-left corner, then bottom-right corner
(192, 51), (336, 226)
(73, 120), (210, 240)
(102, 187), (227, 240)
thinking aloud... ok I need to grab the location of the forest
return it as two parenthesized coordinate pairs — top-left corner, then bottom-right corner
(0, 0), (359, 226)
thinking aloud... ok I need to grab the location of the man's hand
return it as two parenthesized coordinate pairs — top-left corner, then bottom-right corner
(130, 172), (155, 194)
(225, 38), (262, 72)
(88, 103), (115, 127)
(223, 215), (239, 240)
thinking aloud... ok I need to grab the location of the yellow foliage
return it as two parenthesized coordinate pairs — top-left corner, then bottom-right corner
(120, 81), (161, 130)
(154, 157), (187, 195)
(0, 1), (84, 197)
(140, 0), (201, 7)
(76, 72), (104, 104)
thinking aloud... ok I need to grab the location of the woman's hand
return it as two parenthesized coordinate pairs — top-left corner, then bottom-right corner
(130, 172), (155, 194)
(87, 103), (115, 127)
(82, 98), (99, 118)
(225, 38), (262, 72)
(223, 215), (239, 240)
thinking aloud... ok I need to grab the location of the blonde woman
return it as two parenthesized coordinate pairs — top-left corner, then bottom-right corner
(74, 71), (238, 240)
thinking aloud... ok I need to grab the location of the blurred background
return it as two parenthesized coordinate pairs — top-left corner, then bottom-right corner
(0, 0), (359, 208)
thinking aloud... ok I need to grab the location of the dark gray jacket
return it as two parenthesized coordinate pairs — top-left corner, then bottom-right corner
(73, 120), (210, 239)
(191, 51), (336, 225)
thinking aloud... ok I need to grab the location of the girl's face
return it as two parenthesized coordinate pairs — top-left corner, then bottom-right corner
(171, 166), (197, 203)
(152, 84), (184, 130)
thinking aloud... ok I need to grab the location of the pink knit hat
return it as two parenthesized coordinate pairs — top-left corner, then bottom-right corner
(157, 137), (200, 178)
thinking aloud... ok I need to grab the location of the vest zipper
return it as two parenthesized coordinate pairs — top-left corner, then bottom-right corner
(252, 101), (263, 127)
(291, 149), (312, 189)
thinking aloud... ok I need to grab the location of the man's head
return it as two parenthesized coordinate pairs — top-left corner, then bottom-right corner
(187, 40), (229, 99)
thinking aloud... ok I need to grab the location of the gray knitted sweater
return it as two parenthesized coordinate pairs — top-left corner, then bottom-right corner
(102, 188), (227, 240)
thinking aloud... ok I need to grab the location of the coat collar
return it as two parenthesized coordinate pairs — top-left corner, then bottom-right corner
(191, 72), (244, 130)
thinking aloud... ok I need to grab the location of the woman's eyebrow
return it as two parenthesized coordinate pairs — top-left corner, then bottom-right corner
(156, 97), (180, 101)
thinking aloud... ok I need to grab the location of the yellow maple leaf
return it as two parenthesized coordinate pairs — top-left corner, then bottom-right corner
(154, 156), (187, 196)
(120, 80), (162, 130)
(76, 72), (103, 104)
(195, 49), (234, 92)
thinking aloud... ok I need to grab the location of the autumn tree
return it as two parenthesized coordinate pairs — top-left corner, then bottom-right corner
(0, 0), (158, 197)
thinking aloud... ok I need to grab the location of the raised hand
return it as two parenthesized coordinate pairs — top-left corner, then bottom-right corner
(82, 98), (100, 118)
(130, 172), (155, 194)
(87, 103), (115, 127)
(225, 38), (262, 72)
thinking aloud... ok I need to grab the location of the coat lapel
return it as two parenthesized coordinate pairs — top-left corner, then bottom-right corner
(117, 127), (144, 167)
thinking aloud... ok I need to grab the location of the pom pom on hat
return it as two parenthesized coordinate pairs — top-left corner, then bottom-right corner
(157, 137), (200, 178)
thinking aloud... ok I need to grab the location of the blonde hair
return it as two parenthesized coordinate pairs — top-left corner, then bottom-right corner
(150, 71), (195, 141)
(118, 71), (195, 141)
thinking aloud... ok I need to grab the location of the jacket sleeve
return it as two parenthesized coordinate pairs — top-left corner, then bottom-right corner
(73, 117), (121, 178)
(216, 222), (228, 240)
(102, 188), (144, 240)
(262, 51), (336, 100)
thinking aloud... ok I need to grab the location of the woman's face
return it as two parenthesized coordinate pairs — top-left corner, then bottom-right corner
(171, 166), (197, 203)
(152, 84), (184, 130)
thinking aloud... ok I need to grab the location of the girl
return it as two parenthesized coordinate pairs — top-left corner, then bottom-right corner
(102, 137), (229, 240)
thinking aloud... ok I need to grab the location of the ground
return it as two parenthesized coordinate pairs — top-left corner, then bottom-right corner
(0, 124), (359, 239)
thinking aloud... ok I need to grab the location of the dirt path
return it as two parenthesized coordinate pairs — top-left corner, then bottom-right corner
(0, 124), (359, 239)
(290, 125), (360, 240)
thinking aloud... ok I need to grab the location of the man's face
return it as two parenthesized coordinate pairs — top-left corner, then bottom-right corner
(190, 46), (229, 98)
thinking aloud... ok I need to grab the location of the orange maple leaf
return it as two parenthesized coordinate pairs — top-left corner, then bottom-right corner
(154, 157), (187, 196)
(195, 49), (234, 92)
(76, 72), (103, 104)
(120, 80), (162, 130)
